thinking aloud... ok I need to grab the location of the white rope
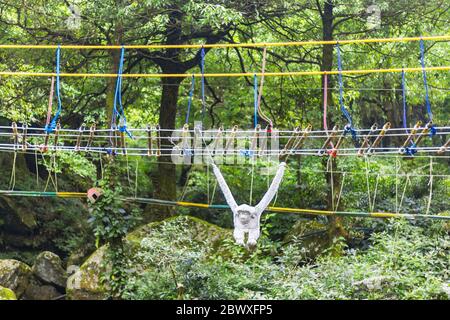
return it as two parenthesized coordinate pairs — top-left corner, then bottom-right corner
(134, 158), (139, 199)
(364, 156), (372, 211)
(397, 174), (411, 213)
(335, 172), (346, 211)
(35, 149), (39, 188)
(426, 157), (434, 215)
(126, 154), (132, 188)
(249, 159), (255, 205)
(8, 152), (17, 190)
(209, 179), (217, 206)
(41, 152), (57, 192)
(370, 174), (380, 212)
(53, 151), (58, 192)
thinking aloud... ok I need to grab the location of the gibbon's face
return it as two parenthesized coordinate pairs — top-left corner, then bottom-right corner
(236, 205), (256, 225)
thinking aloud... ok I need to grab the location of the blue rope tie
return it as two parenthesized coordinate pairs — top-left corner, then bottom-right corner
(45, 45), (62, 134)
(185, 75), (195, 124)
(404, 142), (418, 156)
(239, 149), (254, 157)
(401, 69), (409, 134)
(253, 74), (258, 128)
(344, 124), (357, 141)
(429, 125), (437, 137)
(200, 47), (206, 121)
(105, 148), (117, 156)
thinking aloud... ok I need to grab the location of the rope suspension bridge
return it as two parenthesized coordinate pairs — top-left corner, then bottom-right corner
(0, 35), (449, 224)
(0, 124), (449, 157)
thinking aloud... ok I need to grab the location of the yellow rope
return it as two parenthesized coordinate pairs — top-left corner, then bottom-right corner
(0, 35), (448, 50)
(177, 201), (210, 208)
(0, 66), (448, 78)
(267, 206), (334, 215)
(369, 212), (406, 218)
(56, 192), (87, 198)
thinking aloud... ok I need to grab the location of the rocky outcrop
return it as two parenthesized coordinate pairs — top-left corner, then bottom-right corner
(0, 259), (32, 298)
(0, 285), (17, 300)
(23, 277), (62, 300)
(66, 215), (231, 300)
(0, 251), (67, 300)
(32, 251), (67, 288)
(66, 246), (109, 300)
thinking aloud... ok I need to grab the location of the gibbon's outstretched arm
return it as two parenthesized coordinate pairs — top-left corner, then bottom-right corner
(255, 162), (287, 214)
(211, 163), (239, 212)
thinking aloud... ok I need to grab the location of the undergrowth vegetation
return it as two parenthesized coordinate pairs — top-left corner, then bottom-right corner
(121, 217), (449, 300)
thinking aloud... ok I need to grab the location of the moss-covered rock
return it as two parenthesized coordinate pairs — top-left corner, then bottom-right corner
(0, 285), (17, 300)
(0, 259), (32, 298)
(127, 215), (231, 253)
(66, 215), (231, 299)
(32, 251), (67, 288)
(66, 245), (109, 300)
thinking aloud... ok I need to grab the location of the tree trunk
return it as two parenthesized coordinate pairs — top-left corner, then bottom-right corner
(145, 76), (183, 221)
(320, 0), (349, 241)
(106, 50), (120, 126)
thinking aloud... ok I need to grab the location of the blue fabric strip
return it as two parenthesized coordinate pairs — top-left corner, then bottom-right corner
(45, 45), (62, 133)
(419, 39), (432, 122)
(336, 43), (353, 126)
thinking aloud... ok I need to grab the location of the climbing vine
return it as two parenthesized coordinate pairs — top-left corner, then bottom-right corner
(88, 157), (141, 298)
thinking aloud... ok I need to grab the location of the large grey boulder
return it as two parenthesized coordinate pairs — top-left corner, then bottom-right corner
(23, 277), (62, 300)
(66, 215), (231, 300)
(66, 246), (109, 300)
(32, 251), (67, 288)
(0, 259), (32, 298)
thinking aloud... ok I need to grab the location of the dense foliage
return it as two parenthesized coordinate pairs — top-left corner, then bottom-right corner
(122, 217), (449, 299)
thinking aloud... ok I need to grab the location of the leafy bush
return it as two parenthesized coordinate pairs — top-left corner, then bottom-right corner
(122, 218), (449, 300)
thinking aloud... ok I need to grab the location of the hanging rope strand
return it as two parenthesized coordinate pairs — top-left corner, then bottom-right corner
(45, 46), (62, 134)
(323, 73), (334, 148)
(336, 43), (357, 141)
(256, 47), (273, 128)
(200, 47), (206, 122)
(253, 73), (258, 128)
(426, 157), (434, 215)
(45, 76), (55, 127)
(401, 69), (409, 134)
(115, 46), (132, 138)
(185, 75), (195, 125)
(419, 39), (433, 123)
